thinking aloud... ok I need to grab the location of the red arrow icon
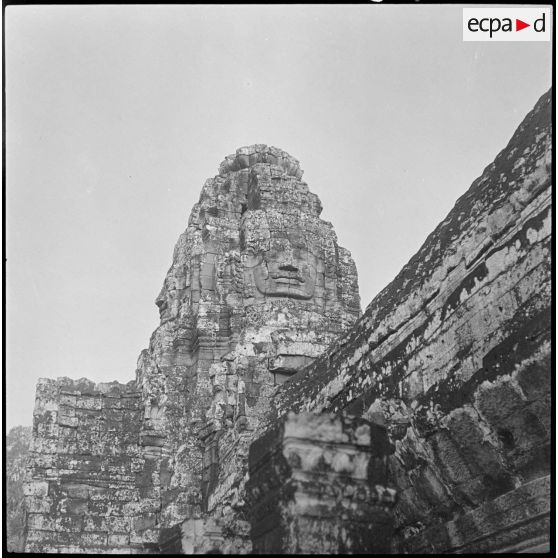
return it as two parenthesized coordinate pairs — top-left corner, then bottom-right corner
(516, 19), (530, 31)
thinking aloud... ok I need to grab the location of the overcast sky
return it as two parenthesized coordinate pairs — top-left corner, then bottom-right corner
(6, 5), (552, 429)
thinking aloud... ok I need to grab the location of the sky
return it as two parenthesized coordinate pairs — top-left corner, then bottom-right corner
(5, 5), (552, 429)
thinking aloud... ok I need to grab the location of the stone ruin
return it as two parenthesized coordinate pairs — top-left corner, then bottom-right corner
(23, 144), (360, 553)
(21, 89), (551, 554)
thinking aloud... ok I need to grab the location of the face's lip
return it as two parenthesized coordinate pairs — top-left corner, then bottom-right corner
(271, 273), (304, 283)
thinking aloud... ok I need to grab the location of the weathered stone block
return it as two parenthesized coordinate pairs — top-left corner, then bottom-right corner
(58, 415), (79, 428)
(83, 516), (109, 532)
(106, 515), (132, 533)
(54, 514), (84, 532)
(23, 480), (49, 497)
(26, 513), (56, 531)
(25, 495), (54, 514)
(108, 533), (130, 547)
(132, 513), (157, 532)
(80, 532), (108, 547)
(26, 529), (59, 544)
(63, 483), (90, 499)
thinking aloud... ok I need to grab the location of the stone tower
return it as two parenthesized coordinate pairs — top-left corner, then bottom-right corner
(24, 145), (360, 554)
(135, 144), (360, 549)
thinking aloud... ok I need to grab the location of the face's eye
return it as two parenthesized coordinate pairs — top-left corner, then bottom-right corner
(242, 248), (262, 268)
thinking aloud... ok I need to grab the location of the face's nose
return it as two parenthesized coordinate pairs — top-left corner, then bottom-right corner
(155, 290), (167, 310)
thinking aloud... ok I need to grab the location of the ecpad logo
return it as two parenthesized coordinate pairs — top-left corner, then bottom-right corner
(463, 8), (551, 41)
(468, 14), (545, 37)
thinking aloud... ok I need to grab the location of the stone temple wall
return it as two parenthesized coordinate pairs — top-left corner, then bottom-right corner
(24, 378), (159, 553)
(273, 89), (552, 552)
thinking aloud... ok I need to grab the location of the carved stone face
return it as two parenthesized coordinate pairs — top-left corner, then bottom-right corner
(243, 236), (319, 300)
